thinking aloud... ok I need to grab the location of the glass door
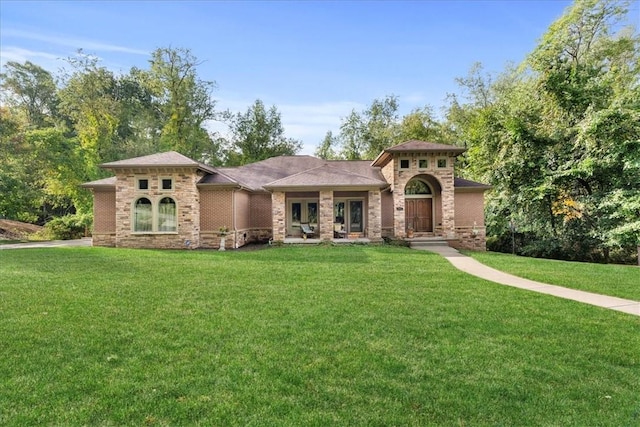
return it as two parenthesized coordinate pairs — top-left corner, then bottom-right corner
(349, 200), (363, 233)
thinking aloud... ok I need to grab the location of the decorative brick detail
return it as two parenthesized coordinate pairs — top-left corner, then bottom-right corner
(271, 191), (286, 242)
(319, 190), (333, 241)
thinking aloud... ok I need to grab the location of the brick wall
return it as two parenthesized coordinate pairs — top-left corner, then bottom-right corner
(91, 189), (117, 247)
(454, 192), (485, 227)
(200, 189), (233, 231)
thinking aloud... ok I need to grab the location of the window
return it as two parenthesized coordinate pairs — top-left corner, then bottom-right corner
(437, 158), (447, 168)
(399, 159), (410, 170)
(134, 198), (152, 231)
(158, 197), (177, 232)
(137, 179), (149, 190)
(405, 179), (432, 195)
(161, 178), (173, 190)
(133, 197), (177, 233)
(418, 159), (429, 169)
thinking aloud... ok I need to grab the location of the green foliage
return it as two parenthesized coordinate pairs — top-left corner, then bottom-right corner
(447, 0), (640, 262)
(314, 130), (338, 159)
(40, 213), (92, 240)
(0, 61), (59, 128)
(224, 99), (302, 165)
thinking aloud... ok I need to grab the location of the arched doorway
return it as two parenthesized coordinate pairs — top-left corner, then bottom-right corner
(405, 178), (433, 233)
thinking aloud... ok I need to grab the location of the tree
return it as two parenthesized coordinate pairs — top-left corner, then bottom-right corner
(143, 47), (220, 161)
(314, 131), (338, 160)
(0, 61), (59, 128)
(446, 0), (640, 262)
(224, 99), (301, 165)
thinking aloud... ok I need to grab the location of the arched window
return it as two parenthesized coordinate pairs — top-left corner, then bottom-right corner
(134, 198), (152, 232)
(405, 179), (432, 195)
(158, 197), (177, 232)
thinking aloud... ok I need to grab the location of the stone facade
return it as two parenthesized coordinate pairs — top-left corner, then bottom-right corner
(367, 190), (382, 240)
(271, 191), (286, 242)
(114, 167), (200, 249)
(319, 190), (334, 241)
(391, 154), (457, 238)
(84, 143), (489, 250)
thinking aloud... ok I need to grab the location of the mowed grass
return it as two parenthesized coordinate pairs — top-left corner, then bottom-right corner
(1, 245), (639, 426)
(466, 251), (640, 301)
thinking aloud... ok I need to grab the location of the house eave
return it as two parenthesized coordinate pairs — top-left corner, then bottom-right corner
(263, 184), (389, 192)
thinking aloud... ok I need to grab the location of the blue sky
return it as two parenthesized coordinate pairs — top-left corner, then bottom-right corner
(1, 0), (575, 154)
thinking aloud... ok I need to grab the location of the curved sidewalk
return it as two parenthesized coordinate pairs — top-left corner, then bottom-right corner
(419, 246), (640, 317)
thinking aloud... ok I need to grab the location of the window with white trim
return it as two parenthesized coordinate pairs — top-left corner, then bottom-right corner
(133, 197), (178, 233)
(158, 197), (177, 232)
(399, 158), (410, 170)
(160, 178), (173, 191)
(437, 158), (447, 168)
(418, 158), (429, 169)
(134, 198), (153, 231)
(137, 178), (149, 190)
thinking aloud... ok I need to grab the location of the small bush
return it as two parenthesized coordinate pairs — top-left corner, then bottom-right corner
(41, 214), (92, 240)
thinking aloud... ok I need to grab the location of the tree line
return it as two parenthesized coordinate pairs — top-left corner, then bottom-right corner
(1, 0), (638, 262)
(1, 47), (301, 223)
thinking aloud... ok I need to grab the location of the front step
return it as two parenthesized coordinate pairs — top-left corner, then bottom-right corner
(408, 237), (450, 249)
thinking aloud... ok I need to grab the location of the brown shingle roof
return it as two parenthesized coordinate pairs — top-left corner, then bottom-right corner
(371, 140), (466, 167)
(264, 163), (388, 190)
(80, 176), (116, 188)
(101, 151), (217, 174)
(454, 177), (492, 191)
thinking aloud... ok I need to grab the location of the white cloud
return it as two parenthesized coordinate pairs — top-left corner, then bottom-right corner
(2, 28), (148, 56)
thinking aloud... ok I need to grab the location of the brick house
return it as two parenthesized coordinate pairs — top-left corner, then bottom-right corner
(82, 140), (491, 250)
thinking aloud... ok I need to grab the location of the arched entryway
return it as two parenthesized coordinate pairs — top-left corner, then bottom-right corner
(405, 178), (434, 233)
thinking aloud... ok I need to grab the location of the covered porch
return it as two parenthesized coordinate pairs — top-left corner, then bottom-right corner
(263, 163), (388, 243)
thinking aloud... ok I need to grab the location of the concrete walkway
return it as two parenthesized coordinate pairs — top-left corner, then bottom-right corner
(418, 245), (640, 317)
(0, 238), (92, 250)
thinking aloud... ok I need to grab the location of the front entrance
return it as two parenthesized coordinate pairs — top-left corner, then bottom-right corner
(405, 198), (433, 232)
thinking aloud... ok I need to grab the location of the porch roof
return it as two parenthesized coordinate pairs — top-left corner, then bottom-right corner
(263, 163), (388, 191)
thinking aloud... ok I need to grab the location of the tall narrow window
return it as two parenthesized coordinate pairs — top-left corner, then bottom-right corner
(134, 198), (152, 232)
(158, 197), (177, 232)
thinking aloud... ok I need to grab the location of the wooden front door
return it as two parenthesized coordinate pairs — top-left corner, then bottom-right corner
(405, 198), (433, 232)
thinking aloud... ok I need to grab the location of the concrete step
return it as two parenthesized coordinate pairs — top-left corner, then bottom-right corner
(408, 238), (450, 249)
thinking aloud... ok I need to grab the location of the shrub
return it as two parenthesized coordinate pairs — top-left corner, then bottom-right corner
(42, 214), (92, 240)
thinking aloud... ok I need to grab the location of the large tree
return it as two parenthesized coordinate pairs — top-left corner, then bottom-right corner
(0, 61), (59, 129)
(143, 47), (220, 161)
(224, 99), (301, 165)
(447, 0), (640, 262)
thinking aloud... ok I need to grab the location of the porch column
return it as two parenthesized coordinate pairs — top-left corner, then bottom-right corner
(367, 189), (382, 240)
(440, 174), (456, 239)
(319, 190), (333, 241)
(271, 191), (286, 242)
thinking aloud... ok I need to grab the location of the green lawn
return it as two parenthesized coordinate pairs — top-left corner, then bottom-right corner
(1, 245), (639, 426)
(466, 251), (640, 301)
